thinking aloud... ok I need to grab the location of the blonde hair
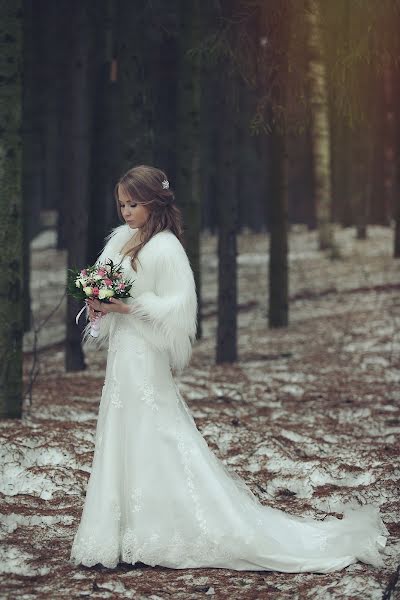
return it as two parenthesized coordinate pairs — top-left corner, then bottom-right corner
(114, 164), (184, 271)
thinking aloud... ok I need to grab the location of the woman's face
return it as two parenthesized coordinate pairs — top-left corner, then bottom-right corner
(118, 185), (150, 229)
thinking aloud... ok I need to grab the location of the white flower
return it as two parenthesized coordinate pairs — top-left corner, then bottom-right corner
(162, 179), (169, 189)
(98, 289), (114, 300)
(83, 286), (93, 296)
(93, 274), (102, 281)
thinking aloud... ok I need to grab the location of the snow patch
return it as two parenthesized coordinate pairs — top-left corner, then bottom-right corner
(31, 229), (57, 251)
(271, 371), (315, 383)
(0, 444), (77, 499)
(361, 355), (389, 369)
(308, 466), (375, 488)
(0, 513), (74, 536)
(0, 545), (50, 576)
(280, 384), (304, 397)
(280, 429), (309, 443)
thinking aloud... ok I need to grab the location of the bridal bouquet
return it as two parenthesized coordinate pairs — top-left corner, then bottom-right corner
(67, 259), (134, 337)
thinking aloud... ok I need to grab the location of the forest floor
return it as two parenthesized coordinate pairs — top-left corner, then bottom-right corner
(1, 225), (400, 600)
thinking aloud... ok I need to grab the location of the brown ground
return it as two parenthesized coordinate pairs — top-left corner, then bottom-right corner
(0, 225), (399, 600)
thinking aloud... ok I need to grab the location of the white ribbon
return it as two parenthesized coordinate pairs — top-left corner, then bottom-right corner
(75, 302), (102, 338)
(75, 304), (87, 325)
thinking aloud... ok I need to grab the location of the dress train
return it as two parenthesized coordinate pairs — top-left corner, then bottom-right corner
(69, 316), (388, 573)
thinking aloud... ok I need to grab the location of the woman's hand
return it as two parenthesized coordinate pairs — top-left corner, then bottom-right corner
(87, 304), (100, 322)
(87, 297), (130, 315)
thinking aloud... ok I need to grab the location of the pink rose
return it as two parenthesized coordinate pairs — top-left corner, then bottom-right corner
(104, 278), (112, 286)
(92, 287), (99, 297)
(80, 269), (87, 276)
(118, 283), (126, 290)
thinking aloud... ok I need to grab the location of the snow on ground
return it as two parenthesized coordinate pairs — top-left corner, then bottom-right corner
(1, 225), (399, 599)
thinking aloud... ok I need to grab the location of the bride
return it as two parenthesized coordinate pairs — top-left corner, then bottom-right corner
(69, 164), (388, 573)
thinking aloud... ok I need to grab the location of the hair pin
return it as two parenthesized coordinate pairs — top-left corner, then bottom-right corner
(162, 179), (169, 189)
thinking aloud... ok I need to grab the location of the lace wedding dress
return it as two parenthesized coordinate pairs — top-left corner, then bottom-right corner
(69, 225), (389, 573)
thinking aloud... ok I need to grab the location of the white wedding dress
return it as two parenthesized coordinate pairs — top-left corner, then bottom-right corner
(69, 225), (389, 573)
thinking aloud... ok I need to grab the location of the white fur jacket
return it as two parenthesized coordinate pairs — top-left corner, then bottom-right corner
(84, 224), (198, 373)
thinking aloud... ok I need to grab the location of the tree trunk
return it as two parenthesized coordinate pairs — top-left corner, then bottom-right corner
(21, 0), (43, 332)
(153, 6), (179, 186)
(369, 72), (388, 226)
(237, 75), (268, 232)
(216, 74), (239, 362)
(330, 0), (352, 228)
(329, 85), (351, 227)
(0, 0), (23, 418)
(116, 0), (154, 175)
(262, 1), (291, 328)
(394, 63), (400, 257)
(354, 122), (373, 240)
(352, 39), (375, 241)
(268, 110), (289, 328)
(40, 0), (61, 212)
(395, 177), (400, 258)
(87, 0), (120, 264)
(306, 0), (335, 251)
(349, 118), (369, 241)
(216, 1), (239, 363)
(176, 0), (202, 339)
(334, 119), (352, 227)
(64, 1), (93, 372)
(56, 0), (73, 250)
(199, 5), (219, 235)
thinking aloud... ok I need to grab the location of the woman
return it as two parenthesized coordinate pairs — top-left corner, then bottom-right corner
(69, 165), (388, 572)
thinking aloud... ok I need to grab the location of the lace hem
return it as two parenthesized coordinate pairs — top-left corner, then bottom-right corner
(69, 528), (238, 569)
(69, 512), (388, 571)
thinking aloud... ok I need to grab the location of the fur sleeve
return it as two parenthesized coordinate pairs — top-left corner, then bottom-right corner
(126, 233), (198, 372)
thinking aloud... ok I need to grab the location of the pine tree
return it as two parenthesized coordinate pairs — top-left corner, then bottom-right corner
(394, 62), (400, 258)
(305, 0), (335, 251)
(216, 68), (239, 362)
(21, 0), (43, 332)
(215, 0), (240, 363)
(88, 0), (120, 264)
(64, 1), (94, 372)
(116, 0), (154, 175)
(176, 0), (202, 339)
(260, 0), (291, 328)
(0, 0), (23, 417)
